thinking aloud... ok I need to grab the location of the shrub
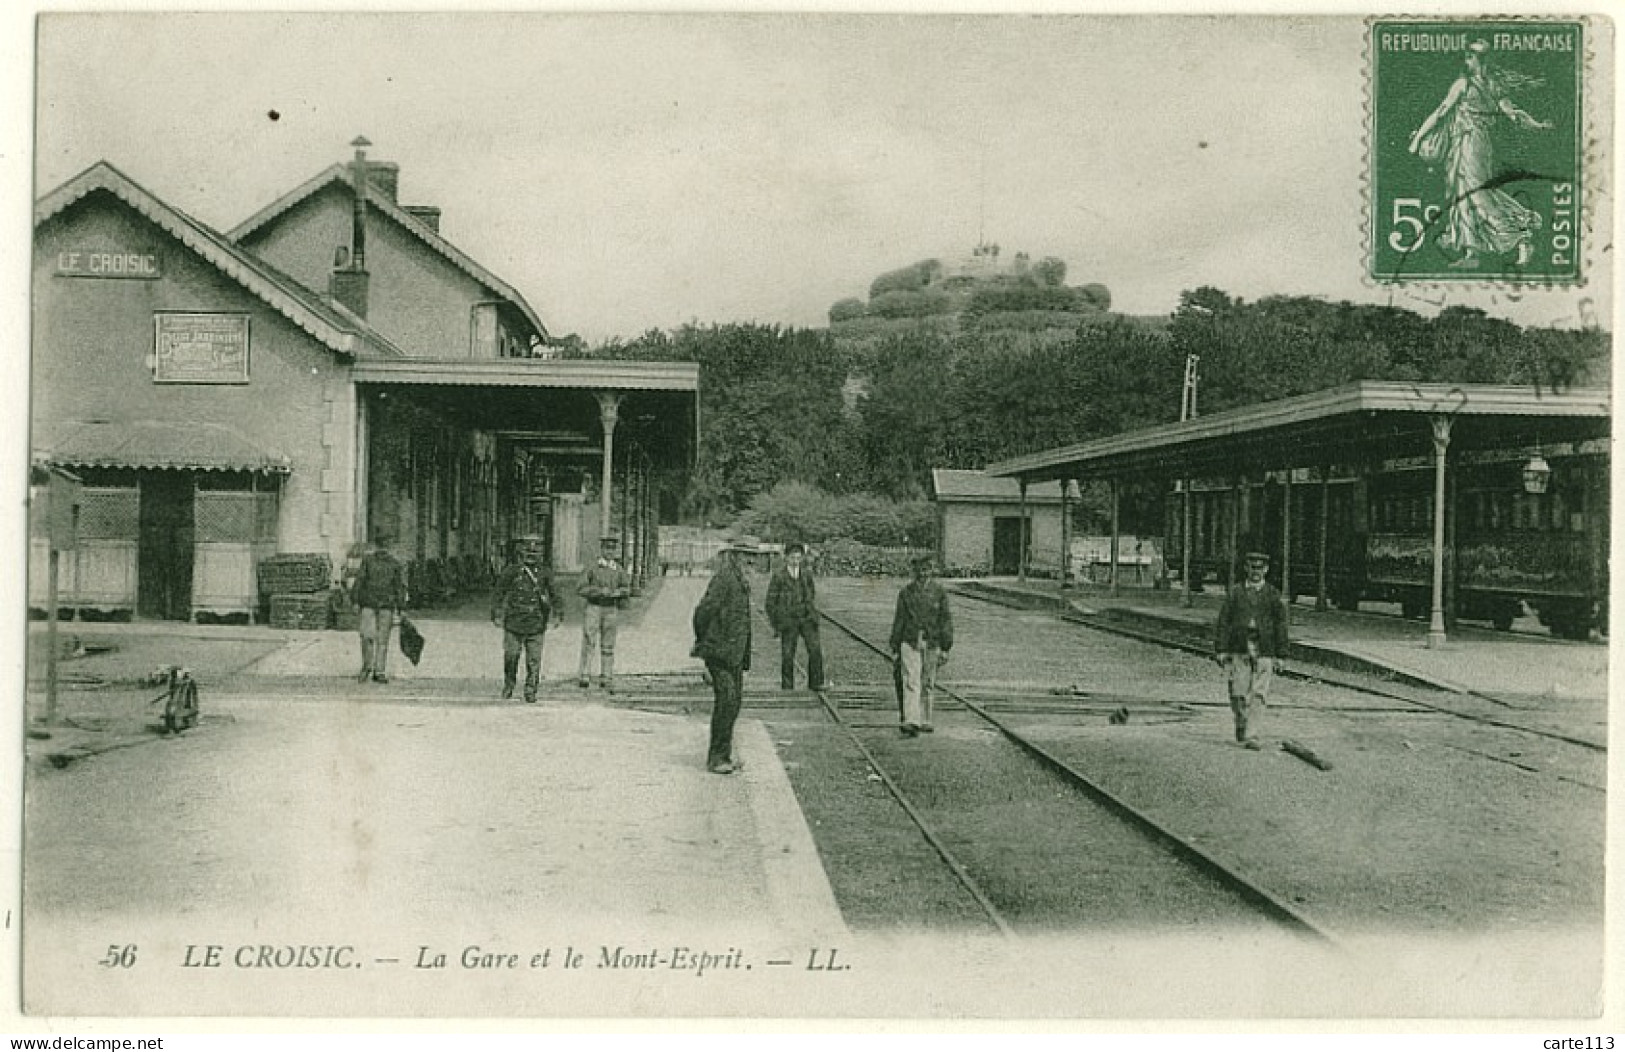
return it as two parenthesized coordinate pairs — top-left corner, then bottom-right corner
(828, 297), (868, 323)
(869, 260), (943, 299)
(869, 289), (952, 319)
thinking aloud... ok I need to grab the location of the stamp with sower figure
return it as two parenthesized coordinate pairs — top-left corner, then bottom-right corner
(1369, 18), (1584, 284)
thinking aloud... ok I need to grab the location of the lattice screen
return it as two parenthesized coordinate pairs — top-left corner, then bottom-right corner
(76, 488), (139, 539)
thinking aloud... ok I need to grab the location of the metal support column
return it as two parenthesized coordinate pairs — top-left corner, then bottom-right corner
(594, 392), (623, 538)
(1427, 414), (1453, 649)
(1108, 478), (1121, 596)
(1316, 464), (1330, 611)
(1060, 478), (1073, 590)
(1226, 478), (1241, 588)
(1280, 471), (1293, 621)
(1181, 480), (1194, 607)
(1018, 478), (1029, 583)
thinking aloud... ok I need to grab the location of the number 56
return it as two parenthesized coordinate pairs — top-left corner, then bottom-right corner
(1389, 198), (1442, 253)
(100, 944), (138, 968)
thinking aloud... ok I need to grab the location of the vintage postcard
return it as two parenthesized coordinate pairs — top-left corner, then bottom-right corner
(5, 6), (1618, 1039)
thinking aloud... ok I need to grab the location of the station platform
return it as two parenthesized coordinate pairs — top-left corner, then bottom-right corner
(27, 575), (849, 950)
(955, 576), (1610, 708)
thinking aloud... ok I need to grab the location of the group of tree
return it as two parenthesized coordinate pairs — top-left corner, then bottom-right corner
(568, 291), (1609, 538)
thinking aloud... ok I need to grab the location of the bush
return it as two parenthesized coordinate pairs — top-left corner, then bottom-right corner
(869, 260), (943, 299)
(732, 484), (938, 549)
(869, 289), (952, 319)
(813, 538), (933, 577)
(828, 297), (867, 323)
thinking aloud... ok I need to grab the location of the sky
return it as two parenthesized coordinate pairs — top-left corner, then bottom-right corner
(18, 9), (1616, 345)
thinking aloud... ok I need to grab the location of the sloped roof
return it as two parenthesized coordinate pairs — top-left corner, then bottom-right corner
(228, 163), (550, 341)
(42, 419), (292, 474)
(932, 468), (1064, 504)
(35, 162), (404, 360)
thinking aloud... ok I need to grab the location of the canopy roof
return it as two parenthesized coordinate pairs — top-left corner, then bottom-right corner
(986, 381), (1611, 483)
(42, 420), (293, 474)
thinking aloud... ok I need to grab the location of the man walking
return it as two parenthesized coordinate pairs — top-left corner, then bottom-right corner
(766, 542), (825, 691)
(577, 533), (631, 693)
(492, 534), (562, 703)
(889, 553), (953, 737)
(692, 544), (753, 774)
(352, 532), (407, 684)
(1213, 550), (1289, 750)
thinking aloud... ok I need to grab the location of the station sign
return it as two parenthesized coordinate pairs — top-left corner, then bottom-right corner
(153, 313), (250, 384)
(56, 246), (162, 280)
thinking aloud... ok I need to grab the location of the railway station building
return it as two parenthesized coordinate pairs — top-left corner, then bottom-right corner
(986, 382), (1610, 644)
(29, 143), (697, 621)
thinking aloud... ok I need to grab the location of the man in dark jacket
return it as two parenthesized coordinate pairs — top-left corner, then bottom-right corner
(692, 545), (753, 774)
(765, 542), (824, 692)
(889, 553), (953, 737)
(492, 535), (563, 703)
(352, 532), (408, 684)
(1213, 550), (1290, 749)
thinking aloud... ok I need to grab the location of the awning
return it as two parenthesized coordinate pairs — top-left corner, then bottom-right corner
(40, 420), (293, 474)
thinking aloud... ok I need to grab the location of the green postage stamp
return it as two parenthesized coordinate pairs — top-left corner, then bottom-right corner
(1368, 18), (1584, 284)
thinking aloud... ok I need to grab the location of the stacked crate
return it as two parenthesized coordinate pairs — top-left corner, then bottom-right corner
(259, 553), (335, 630)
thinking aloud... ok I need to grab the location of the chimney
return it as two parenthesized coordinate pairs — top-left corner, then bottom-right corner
(366, 162), (399, 203)
(330, 135), (371, 317)
(403, 205), (441, 233)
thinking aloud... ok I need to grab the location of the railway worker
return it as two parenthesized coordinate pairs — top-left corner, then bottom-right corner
(1213, 550), (1289, 750)
(491, 534), (562, 703)
(889, 553), (954, 737)
(766, 542), (826, 692)
(692, 543), (754, 774)
(352, 530), (408, 685)
(577, 533), (632, 694)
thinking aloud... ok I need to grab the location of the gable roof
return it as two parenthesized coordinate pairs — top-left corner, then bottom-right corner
(227, 163), (551, 342)
(932, 468), (1065, 504)
(35, 162), (405, 360)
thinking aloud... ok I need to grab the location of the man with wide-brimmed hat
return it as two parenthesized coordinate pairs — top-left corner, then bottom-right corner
(692, 541), (754, 773)
(352, 530), (408, 684)
(889, 552), (952, 737)
(492, 534), (562, 703)
(1213, 550), (1289, 750)
(577, 532), (631, 693)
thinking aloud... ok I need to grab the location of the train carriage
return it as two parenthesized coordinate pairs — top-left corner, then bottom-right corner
(1165, 440), (1608, 639)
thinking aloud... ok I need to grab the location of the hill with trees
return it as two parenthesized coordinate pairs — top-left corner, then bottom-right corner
(569, 290), (1609, 546)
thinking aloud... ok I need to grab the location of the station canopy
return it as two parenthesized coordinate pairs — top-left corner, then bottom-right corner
(350, 358), (699, 468)
(985, 381), (1612, 484)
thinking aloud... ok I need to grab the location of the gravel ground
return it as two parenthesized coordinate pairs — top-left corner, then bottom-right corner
(777, 576), (1604, 941)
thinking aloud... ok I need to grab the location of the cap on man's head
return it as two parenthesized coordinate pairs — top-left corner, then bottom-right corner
(600, 533), (621, 547)
(785, 542), (806, 556)
(1245, 550), (1271, 565)
(910, 552), (935, 568)
(516, 533), (544, 547)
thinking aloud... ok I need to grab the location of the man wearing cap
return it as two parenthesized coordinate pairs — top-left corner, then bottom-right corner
(577, 533), (632, 693)
(889, 553), (953, 737)
(766, 542), (825, 692)
(492, 535), (562, 703)
(352, 531), (408, 685)
(1214, 550), (1289, 750)
(692, 543), (753, 774)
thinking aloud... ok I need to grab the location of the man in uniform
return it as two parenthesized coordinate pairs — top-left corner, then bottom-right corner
(692, 543), (753, 774)
(352, 531), (408, 684)
(889, 553), (953, 737)
(577, 533), (632, 693)
(1213, 550), (1289, 750)
(766, 542), (825, 692)
(491, 534), (562, 703)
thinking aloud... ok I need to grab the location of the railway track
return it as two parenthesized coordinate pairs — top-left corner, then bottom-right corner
(953, 584), (1607, 755)
(801, 603), (1339, 944)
